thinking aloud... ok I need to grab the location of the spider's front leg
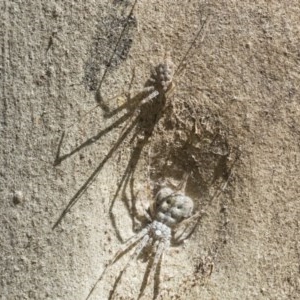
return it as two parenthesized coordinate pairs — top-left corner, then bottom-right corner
(173, 210), (206, 244)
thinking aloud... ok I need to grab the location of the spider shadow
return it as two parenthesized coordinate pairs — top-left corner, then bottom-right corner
(52, 85), (166, 235)
(107, 97), (167, 241)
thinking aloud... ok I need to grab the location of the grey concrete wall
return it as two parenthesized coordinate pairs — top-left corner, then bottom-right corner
(1, 1), (299, 299)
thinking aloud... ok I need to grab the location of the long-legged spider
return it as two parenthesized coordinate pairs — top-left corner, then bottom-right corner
(86, 178), (204, 300)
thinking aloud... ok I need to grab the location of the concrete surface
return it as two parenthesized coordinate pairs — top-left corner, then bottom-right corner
(1, 0), (299, 299)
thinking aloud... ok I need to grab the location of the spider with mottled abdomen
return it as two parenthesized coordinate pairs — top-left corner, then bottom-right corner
(86, 179), (204, 300)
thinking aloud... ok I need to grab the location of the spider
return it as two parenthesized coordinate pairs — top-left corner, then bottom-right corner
(86, 178), (204, 300)
(113, 52), (176, 137)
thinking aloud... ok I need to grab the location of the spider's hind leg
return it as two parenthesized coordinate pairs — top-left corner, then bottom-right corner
(86, 228), (149, 300)
(138, 239), (169, 300)
(108, 233), (152, 299)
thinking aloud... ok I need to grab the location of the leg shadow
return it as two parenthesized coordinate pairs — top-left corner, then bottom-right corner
(52, 93), (164, 230)
(52, 116), (139, 229)
(53, 110), (131, 166)
(108, 99), (165, 240)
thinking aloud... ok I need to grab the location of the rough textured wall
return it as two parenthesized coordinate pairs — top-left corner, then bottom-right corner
(1, 0), (299, 299)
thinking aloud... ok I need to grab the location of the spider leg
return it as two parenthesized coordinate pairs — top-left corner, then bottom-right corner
(111, 228), (150, 264)
(149, 240), (168, 300)
(175, 172), (190, 192)
(130, 85), (155, 97)
(85, 228), (149, 300)
(164, 81), (176, 99)
(173, 211), (204, 244)
(140, 89), (159, 105)
(108, 234), (152, 299)
(134, 188), (153, 223)
(138, 239), (169, 299)
(148, 190), (157, 221)
(162, 172), (189, 193)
